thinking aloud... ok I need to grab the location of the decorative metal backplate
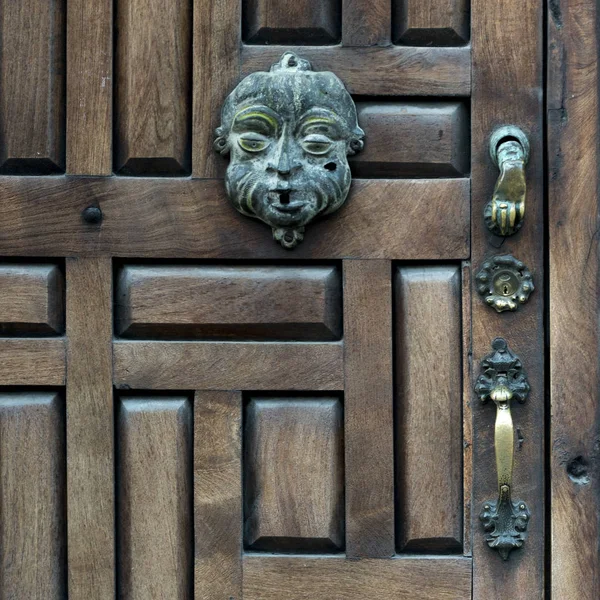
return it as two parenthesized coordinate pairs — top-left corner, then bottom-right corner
(475, 338), (531, 561)
(475, 255), (534, 312)
(214, 52), (365, 249)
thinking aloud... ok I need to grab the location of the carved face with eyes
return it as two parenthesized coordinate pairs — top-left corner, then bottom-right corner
(215, 52), (364, 248)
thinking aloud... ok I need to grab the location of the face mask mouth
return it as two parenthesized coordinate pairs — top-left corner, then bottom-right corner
(266, 191), (306, 212)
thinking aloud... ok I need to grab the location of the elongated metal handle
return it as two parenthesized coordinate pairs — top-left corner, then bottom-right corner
(485, 126), (530, 237)
(475, 338), (531, 560)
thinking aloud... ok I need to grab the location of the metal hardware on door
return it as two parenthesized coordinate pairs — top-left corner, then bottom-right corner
(485, 126), (530, 237)
(475, 255), (534, 312)
(475, 338), (531, 560)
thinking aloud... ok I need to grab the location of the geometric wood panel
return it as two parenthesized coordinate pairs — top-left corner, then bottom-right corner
(351, 102), (469, 178)
(244, 397), (344, 552)
(116, 265), (342, 340)
(393, 0), (469, 46)
(0, 392), (66, 598)
(0, 0), (65, 174)
(243, 0), (341, 44)
(115, 0), (191, 175)
(395, 266), (463, 552)
(0, 264), (64, 335)
(116, 396), (193, 599)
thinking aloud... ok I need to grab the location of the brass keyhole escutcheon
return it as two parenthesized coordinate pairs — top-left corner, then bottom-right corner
(476, 255), (534, 313)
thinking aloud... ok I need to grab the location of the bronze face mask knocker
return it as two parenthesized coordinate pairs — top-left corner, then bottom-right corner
(214, 52), (365, 249)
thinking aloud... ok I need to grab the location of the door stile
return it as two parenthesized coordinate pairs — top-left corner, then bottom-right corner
(471, 0), (545, 597)
(548, 1), (600, 598)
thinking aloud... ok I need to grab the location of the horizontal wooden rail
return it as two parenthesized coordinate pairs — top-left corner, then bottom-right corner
(241, 45), (471, 96)
(0, 338), (66, 386)
(0, 177), (469, 260)
(113, 341), (344, 390)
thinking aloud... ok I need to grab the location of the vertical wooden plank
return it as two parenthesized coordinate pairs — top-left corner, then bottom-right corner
(462, 262), (473, 556)
(0, 393), (66, 598)
(117, 397), (193, 599)
(393, 0), (469, 46)
(193, 0), (241, 177)
(194, 391), (242, 600)
(395, 266), (462, 553)
(0, 0), (65, 174)
(548, 1), (600, 598)
(66, 0), (113, 175)
(244, 397), (345, 552)
(343, 259), (394, 558)
(115, 0), (191, 175)
(342, 0), (391, 47)
(66, 257), (115, 600)
(471, 0), (544, 597)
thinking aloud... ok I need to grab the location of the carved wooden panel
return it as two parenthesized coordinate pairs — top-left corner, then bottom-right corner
(243, 0), (341, 44)
(0, 392), (66, 598)
(116, 265), (342, 340)
(395, 266), (462, 552)
(0, 0), (65, 174)
(244, 397), (344, 552)
(351, 102), (469, 178)
(115, 0), (191, 175)
(393, 0), (470, 46)
(116, 396), (193, 599)
(0, 264), (64, 335)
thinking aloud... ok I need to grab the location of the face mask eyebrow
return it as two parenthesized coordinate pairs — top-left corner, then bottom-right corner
(232, 107), (280, 136)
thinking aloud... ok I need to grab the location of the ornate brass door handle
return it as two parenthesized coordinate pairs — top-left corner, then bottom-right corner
(475, 338), (531, 560)
(485, 126), (530, 237)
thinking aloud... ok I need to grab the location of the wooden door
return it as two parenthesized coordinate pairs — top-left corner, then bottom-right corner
(0, 0), (550, 599)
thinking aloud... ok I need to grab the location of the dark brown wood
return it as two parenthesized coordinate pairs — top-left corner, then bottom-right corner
(66, 258), (115, 599)
(471, 0), (544, 596)
(0, 339), (65, 386)
(193, 0), (240, 177)
(116, 265), (342, 340)
(393, 0), (469, 46)
(117, 396), (193, 599)
(0, 264), (64, 334)
(548, 0), (600, 597)
(114, 340), (343, 391)
(115, 0), (191, 175)
(242, 556), (472, 600)
(351, 102), (469, 178)
(343, 260), (395, 558)
(66, 0), (113, 175)
(0, 177), (470, 260)
(0, 0), (65, 174)
(461, 262), (473, 555)
(243, 0), (340, 44)
(194, 391), (242, 600)
(0, 392), (66, 598)
(244, 397), (344, 552)
(395, 266), (462, 552)
(342, 0), (390, 46)
(241, 46), (471, 96)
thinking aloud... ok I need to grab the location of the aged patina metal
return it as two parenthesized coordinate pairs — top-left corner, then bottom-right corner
(214, 52), (365, 248)
(475, 254), (534, 312)
(475, 338), (531, 561)
(485, 126), (530, 237)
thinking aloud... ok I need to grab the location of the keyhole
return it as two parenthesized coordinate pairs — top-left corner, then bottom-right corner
(503, 284), (510, 295)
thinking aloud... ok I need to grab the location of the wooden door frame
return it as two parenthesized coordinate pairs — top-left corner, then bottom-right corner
(548, 1), (600, 598)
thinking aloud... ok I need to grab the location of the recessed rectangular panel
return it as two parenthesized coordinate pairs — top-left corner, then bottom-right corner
(244, 397), (344, 552)
(351, 103), (469, 178)
(117, 396), (193, 599)
(0, 264), (64, 334)
(0, 393), (66, 598)
(116, 265), (341, 340)
(115, 0), (191, 175)
(393, 0), (469, 46)
(395, 266), (462, 552)
(0, 0), (65, 174)
(243, 0), (341, 44)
